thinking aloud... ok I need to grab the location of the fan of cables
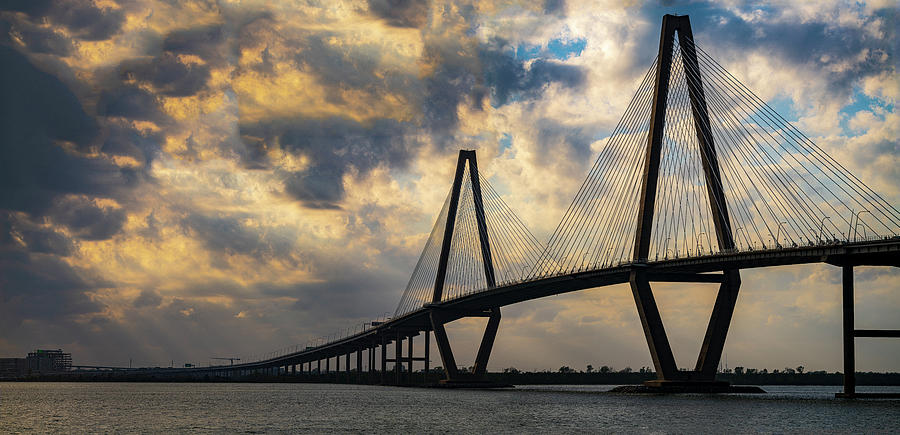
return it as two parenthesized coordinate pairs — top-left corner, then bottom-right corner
(395, 160), (544, 315)
(530, 33), (900, 277)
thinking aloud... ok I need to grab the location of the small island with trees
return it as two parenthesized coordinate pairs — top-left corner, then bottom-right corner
(480, 365), (900, 386)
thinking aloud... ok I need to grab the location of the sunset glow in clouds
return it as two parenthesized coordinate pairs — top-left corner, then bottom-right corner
(1, 0), (898, 371)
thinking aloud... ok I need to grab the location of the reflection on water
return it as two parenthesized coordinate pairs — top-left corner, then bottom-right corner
(1, 383), (898, 433)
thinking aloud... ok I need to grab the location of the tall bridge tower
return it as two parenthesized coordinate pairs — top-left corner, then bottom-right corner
(630, 14), (741, 387)
(429, 150), (503, 384)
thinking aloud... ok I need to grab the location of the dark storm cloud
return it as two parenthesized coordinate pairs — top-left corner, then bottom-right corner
(241, 117), (411, 208)
(3, 213), (76, 256)
(1, 0), (124, 41)
(133, 289), (162, 308)
(236, 34), (586, 209)
(423, 58), (480, 132)
(119, 53), (211, 97)
(640, 4), (897, 97)
(0, 46), (129, 217)
(543, 0), (566, 15)
(0, 241), (104, 325)
(536, 118), (594, 162)
(101, 124), (164, 167)
(419, 37), (486, 134)
(298, 36), (380, 91)
(162, 24), (227, 65)
(422, 40), (586, 134)
(283, 168), (345, 209)
(285, 270), (402, 319)
(182, 213), (296, 261)
(290, 34), (422, 106)
(709, 16), (893, 91)
(367, 0), (429, 28)
(1, 18), (74, 55)
(49, 196), (127, 241)
(18, 227), (74, 256)
(297, 36), (382, 97)
(480, 45), (585, 106)
(97, 85), (167, 122)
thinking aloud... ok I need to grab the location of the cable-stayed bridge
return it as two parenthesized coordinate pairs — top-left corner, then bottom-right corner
(157, 15), (899, 395)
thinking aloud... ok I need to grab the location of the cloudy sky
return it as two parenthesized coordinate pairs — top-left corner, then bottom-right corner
(1, 0), (897, 372)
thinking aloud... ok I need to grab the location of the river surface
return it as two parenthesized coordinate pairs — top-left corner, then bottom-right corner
(2, 383), (898, 433)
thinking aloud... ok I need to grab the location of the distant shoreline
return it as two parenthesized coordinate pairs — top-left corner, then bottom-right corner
(4, 370), (900, 386)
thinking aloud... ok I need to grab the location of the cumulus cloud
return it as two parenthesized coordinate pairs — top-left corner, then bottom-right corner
(240, 116), (413, 207)
(119, 53), (211, 97)
(368, 0), (430, 28)
(1, 0), (124, 41)
(0, 46), (129, 216)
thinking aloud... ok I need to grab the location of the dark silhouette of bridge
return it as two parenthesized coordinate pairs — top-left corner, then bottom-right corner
(159, 15), (899, 396)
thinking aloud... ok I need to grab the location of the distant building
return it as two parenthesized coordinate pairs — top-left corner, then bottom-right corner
(26, 349), (72, 373)
(0, 358), (28, 378)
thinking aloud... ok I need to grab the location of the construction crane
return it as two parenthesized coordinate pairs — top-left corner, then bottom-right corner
(210, 357), (241, 366)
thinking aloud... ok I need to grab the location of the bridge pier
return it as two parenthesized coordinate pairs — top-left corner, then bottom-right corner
(428, 308), (504, 386)
(621, 13), (748, 393)
(629, 270), (680, 381)
(356, 348), (363, 382)
(842, 264), (855, 396)
(380, 335), (387, 384)
(628, 269), (743, 389)
(834, 263), (900, 399)
(369, 343), (375, 379)
(696, 270), (742, 377)
(395, 332), (403, 385)
(424, 328), (430, 384)
(407, 334), (414, 381)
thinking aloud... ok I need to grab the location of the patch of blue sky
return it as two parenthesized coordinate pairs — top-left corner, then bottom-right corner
(513, 37), (586, 62)
(763, 95), (798, 123)
(513, 43), (541, 61)
(839, 88), (894, 132)
(547, 37), (586, 60)
(841, 88), (894, 115)
(499, 133), (512, 154)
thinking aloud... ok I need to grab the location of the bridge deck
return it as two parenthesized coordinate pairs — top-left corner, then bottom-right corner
(160, 238), (897, 375)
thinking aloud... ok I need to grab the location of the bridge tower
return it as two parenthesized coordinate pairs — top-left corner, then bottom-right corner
(429, 150), (503, 385)
(631, 14), (742, 387)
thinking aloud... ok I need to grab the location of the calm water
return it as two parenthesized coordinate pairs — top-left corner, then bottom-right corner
(2, 383), (899, 433)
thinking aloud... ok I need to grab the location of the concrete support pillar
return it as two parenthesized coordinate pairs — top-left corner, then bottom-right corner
(695, 271), (742, 378)
(424, 328), (430, 384)
(395, 333), (403, 385)
(843, 264), (855, 396)
(629, 270), (681, 380)
(430, 313), (459, 380)
(473, 308), (501, 376)
(380, 335), (387, 384)
(407, 334), (414, 379)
